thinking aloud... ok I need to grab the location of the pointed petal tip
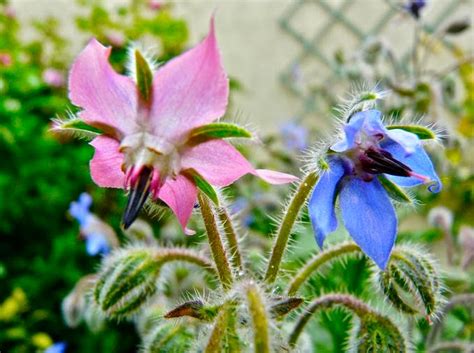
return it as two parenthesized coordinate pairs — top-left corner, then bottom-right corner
(255, 169), (299, 184)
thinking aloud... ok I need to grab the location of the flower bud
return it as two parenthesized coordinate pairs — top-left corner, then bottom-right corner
(269, 296), (304, 318)
(353, 315), (407, 352)
(94, 247), (161, 319)
(62, 275), (96, 328)
(164, 300), (219, 321)
(142, 321), (193, 353)
(428, 206), (453, 231)
(459, 225), (474, 269)
(375, 246), (443, 319)
(123, 219), (156, 245)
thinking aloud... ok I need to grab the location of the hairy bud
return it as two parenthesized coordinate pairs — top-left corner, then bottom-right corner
(94, 247), (160, 319)
(353, 315), (407, 353)
(62, 274), (96, 328)
(142, 321), (193, 353)
(375, 246), (444, 319)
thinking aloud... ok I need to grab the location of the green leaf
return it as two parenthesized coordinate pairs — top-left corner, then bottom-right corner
(135, 50), (153, 103)
(187, 170), (219, 206)
(386, 125), (436, 140)
(377, 175), (411, 203)
(189, 123), (252, 141)
(52, 117), (101, 140)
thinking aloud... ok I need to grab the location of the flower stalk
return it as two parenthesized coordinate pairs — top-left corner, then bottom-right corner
(289, 294), (406, 351)
(198, 192), (234, 290)
(287, 242), (361, 296)
(245, 282), (271, 353)
(264, 171), (319, 283)
(218, 206), (244, 273)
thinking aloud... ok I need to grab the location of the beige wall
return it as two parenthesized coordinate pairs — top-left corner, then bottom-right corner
(10, 0), (474, 133)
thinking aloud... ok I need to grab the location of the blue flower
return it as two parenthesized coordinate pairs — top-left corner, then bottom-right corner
(69, 193), (111, 256)
(308, 110), (441, 269)
(405, 0), (426, 19)
(280, 121), (308, 151)
(45, 342), (67, 353)
(69, 192), (93, 227)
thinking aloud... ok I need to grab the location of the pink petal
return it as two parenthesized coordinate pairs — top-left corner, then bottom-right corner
(69, 38), (137, 134)
(254, 169), (299, 184)
(89, 136), (125, 188)
(181, 139), (297, 186)
(149, 17), (228, 142)
(158, 175), (198, 235)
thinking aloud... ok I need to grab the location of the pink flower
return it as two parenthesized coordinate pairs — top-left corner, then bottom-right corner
(148, 0), (163, 10)
(105, 31), (125, 47)
(0, 52), (12, 67)
(68, 18), (297, 234)
(43, 68), (65, 87)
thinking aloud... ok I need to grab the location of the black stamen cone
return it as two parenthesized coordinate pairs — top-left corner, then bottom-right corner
(362, 148), (412, 177)
(122, 167), (152, 229)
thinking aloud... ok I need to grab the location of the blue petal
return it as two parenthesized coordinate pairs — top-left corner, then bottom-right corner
(386, 129), (420, 154)
(79, 192), (93, 208)
(382, 140), (442, 192)
(69, 193), (93, 225)
(86, 233), (110, 256)
(339, 178), (397, 269)
(331, 110), (384, 152)
(308, 159), (346, 247)
(45, 342), (67, 353)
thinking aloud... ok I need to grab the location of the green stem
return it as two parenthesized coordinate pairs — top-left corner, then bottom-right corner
(218, 206), (244, 273)
(288, 294), (404, 348)
(287, 242), (360, 296)
(198, 192), (233, 290)
(154, 248), (217, 276)
(264, 172), (318, 284)
(428, 342), (473, 353)
(426, 294), (474, 347)
(204, 305), (230, 353)
(245, 283), (270, 353)
(224, 305), (241, 353)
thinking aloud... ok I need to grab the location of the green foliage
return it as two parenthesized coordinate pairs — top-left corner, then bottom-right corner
(0, 0), (188, 351)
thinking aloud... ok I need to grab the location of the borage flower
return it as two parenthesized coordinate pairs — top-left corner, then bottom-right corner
(404, 0), (427, 19)
(69, 193), (117, 256)
(309, 109), (441, 269)
(66, 18), (296, 234)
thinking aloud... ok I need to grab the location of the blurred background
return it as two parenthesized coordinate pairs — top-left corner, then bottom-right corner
(1, 0), (473, 352)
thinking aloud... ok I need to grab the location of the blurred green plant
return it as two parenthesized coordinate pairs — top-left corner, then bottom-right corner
(0, 0), (189, 352)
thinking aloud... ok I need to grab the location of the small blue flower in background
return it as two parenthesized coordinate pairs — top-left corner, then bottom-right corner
(309, 109), (441, 269)
(280, 121), (308, 152)
(69, 193), (112, 256)
(405, 0), (426, 19)
(230, 197), (254, 227)
(69, 192), (92, 227)
(45, 342), (67, 353)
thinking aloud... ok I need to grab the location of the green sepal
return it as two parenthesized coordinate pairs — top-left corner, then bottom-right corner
(186, 170), (219, 206)
(53, 117), (102, 139)
(378, 175), (411, 203)
(189, 122), (252, 141)
(135, 49), (153, 103)
(386, 125), (436, 140)
(270, 297), (304, 318)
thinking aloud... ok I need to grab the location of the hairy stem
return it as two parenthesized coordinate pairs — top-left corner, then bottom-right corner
(264, 172), (318, 283)
(245, 283), (271, 353)
(153, 248), (217, 276)
(287, 242), (360, 296)
(204, 305), (230, 353)
(426, 294), (474, 347)
(428, 341), (474, 353)
(288, 294), (402, 348)
(198, 192), (233, 290)
(218, 206), (244, 273)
